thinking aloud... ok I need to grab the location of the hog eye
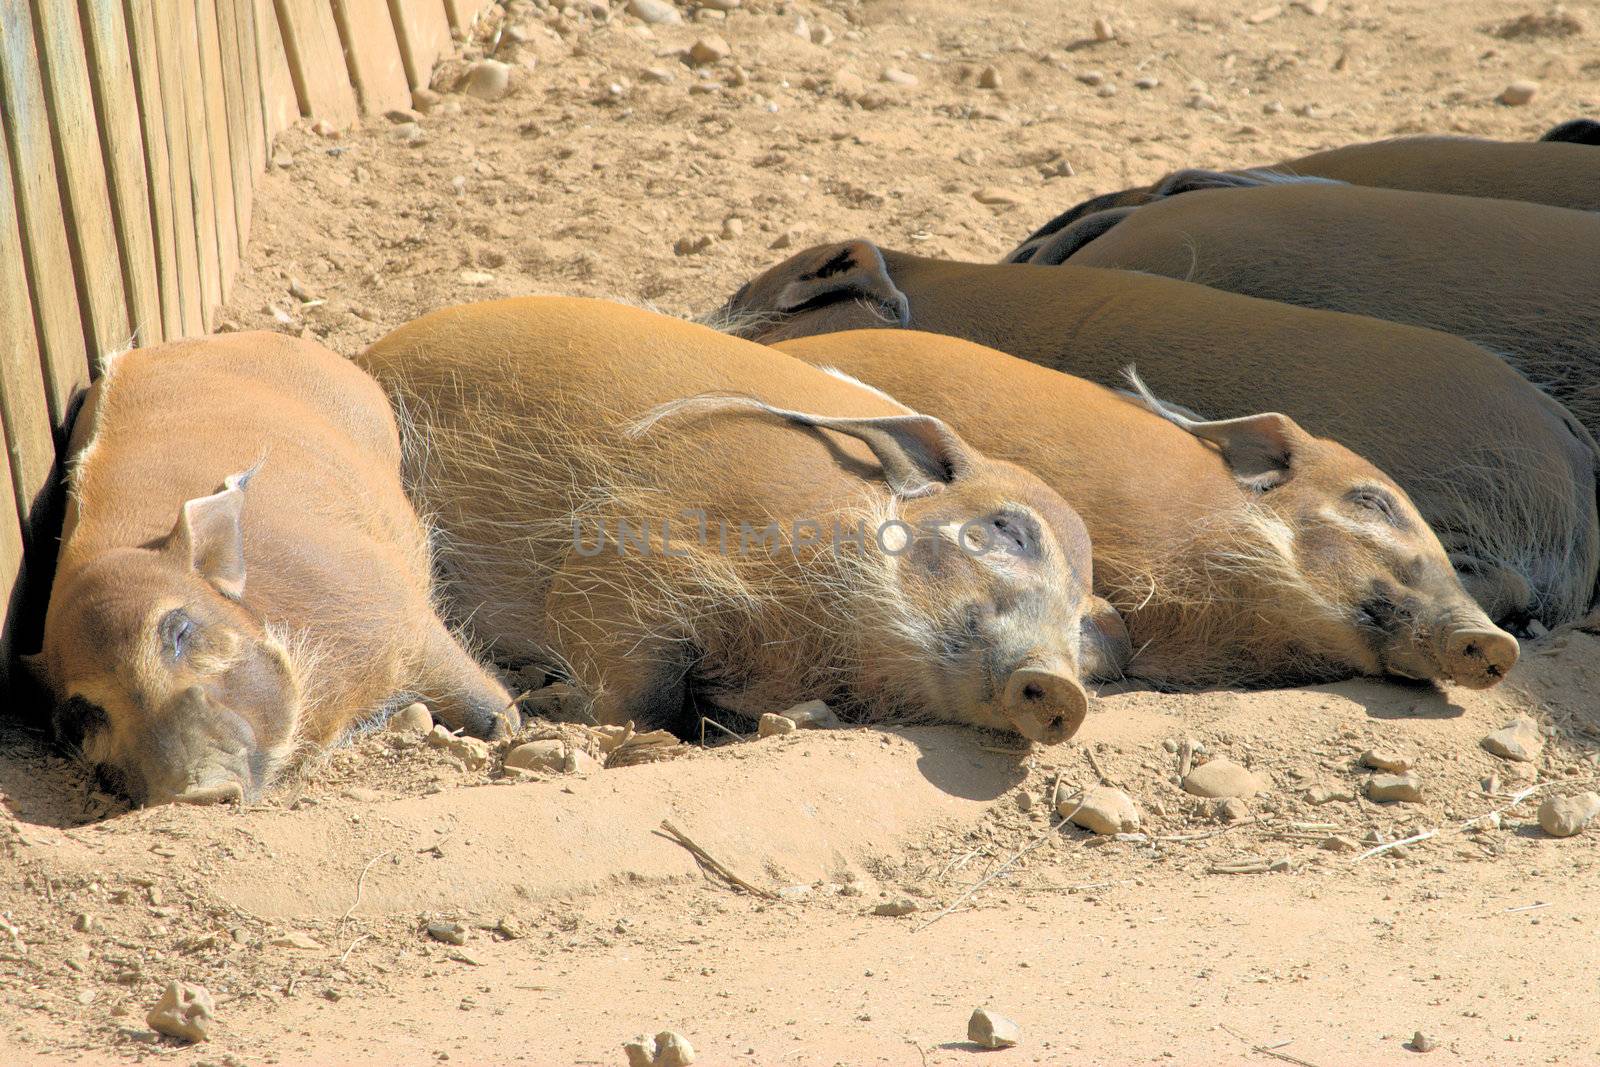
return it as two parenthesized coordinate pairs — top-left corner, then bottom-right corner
(972, 510), (1041, 559)
(158, 608), (197, 659)
(1348, 487), (1401, 526)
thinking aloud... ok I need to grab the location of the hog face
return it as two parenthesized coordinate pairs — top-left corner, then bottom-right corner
(40, 474), (301, 806)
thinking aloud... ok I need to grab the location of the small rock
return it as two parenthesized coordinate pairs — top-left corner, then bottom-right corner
(1097, 84), (1118, 97)
(1134, 75), (1159, 89)
(269, 931), (323, 951)
(1320, 835), (1359, 853)
(411, 87), (442, 113)
(1092, 16), (1115, 41)
(792, 15), (810, 39)
(449, 735), (490, 771)
(1360, 748), (1413, 773)
(872, 898), (919, 917)
(700, 0), (740, 9)
(674, 234), (714, 256)
(881, 67), (919, 86)
(627, 0), (681, 25)
(783, 699), (841, 728)
(1408, 1031), (1438, 1053)
(977, 66), (1002, 89)
(1182, 758), (1266, 798)
(147, 981), (214, 1043)
(624, 1039), (656, 1067)
(425, 724), (453, 749)
(1482, 718), (1543, 762)
(427, 921), (468, 946)
(464, 60), (512, 102)
(1262, 99), (1284, 114)
(1366, 772), (1423, 803)
(688, 36), (731, 66)
(1538, 792), (1600, 837)
(505, 740), (567, 773)
(459, 269), (496, 287)
(384, 107), (420, 124)
(769, 230), (798, 250)
(1246, 4), (1283, 24)
(968, 1007), (1021, 1049)
(565, 747), (602, 774)
(654, 1031), (696, 1067)
(1499, 80), (1538, 107)
(1187, 92), (1219, 110)
(1305, 784), (1355, 805)
(311, 119), (338, 138)
(1061, 785), (1140, 835)
(1076, 70), (1105, 86)
(810, 24), (835, 46)
(973, 187), (1021, 206)
(1015, 790), (1034, 813)
(73, 913), (98, 933)
(495, 916), (526, 940)
(388, 702), (433, 733)
(1216, 797), (1251, 823)
(758, 713), (798, 738)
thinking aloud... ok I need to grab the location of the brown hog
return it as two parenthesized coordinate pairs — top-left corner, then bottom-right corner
(776, 330), (1520, 690)
(1014, 122), (1600, 240)
(717, 242), (1600, 629)
(37, 333), (514, 807)
(1011, 182), (1600, 444)
(359, 297), (1125, 745)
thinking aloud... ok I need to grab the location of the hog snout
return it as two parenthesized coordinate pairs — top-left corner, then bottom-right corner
(107, 688), (266, 807)
(1438, 626), (1520, 690)
(1002, 665), (1089, 745)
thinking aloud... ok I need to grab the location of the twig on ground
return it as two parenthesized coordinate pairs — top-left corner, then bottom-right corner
(1352, 830), (1436, 863)
(657, 820), (777, 899)
(1220, 1024), (1323, 1067)
(338, 933), (371, 965)
(699, 716), (744, 746)
(338, 850), (395, 935)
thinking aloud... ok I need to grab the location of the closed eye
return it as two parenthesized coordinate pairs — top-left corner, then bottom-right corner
(1348, 487), (1404, 528)
(159, 608), (196, 659)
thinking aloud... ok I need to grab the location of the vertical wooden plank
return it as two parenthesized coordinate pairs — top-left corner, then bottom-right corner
(256, 0), (299, 137)
(195, 0), (240, 294)
(273, 0), (358, 127)
(213, 0), (254, 255)
(32, 0), (134, 362)
(0, 2), (91, 421)
(77, 0), (163, 346)
(0, 405), (23, 685)
(120, 0), (185, 340)
(162, 0), (223, 329)
(441, 0), (490, 34)
(330, 0), (411, 114)
(388, 0), (450, 92)
(141, 0), (207, 337)
(232, 0), (267, 178)
(0, 99), (57, 536)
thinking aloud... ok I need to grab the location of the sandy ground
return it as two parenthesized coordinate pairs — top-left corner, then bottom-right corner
(5, 0), (1600, 1063)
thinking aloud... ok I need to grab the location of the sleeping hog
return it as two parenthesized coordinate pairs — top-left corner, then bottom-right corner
(718, 242), (1600, 629)
(37, 332), (514, 806)
(775, 330), (1519, 690)
(359, 297), (1126, 744)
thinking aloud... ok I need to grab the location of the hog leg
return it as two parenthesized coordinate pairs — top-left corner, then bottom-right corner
(542, 552), (694, 732)
(413, 619), (521, 739)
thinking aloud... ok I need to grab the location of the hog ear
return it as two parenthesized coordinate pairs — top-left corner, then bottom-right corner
(163, 469), (257, 599)
(631, 395), (973, 498)
(772, 240), (910, 326)
(1123, 367), (1302, 491)
(1080, 595), (1132, 681)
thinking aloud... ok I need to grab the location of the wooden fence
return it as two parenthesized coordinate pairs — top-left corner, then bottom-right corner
(0, 0), (495, 684)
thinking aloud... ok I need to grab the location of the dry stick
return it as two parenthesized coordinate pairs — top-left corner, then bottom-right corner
(915, 794), (1086, 934)
(1049, 768), (1064, 812)
(338, 933), (371, 965)
(338, 850), (395, 936)
(1220, 1024), (1323, 1067)
(699, 716), (745, 746)
(657, 821), (777, 899)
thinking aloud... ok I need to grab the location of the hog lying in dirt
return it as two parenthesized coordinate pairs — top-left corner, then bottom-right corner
(776, 330), (1520, 690)
(1009, 183), (1600, 446)
(359, 297), (1125, 744)
(1016, 121), (1600, 236)
(718, 242), (1600, 629)
(36, 333), (514, 807)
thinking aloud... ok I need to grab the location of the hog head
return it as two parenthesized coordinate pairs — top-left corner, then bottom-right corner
(39, 472), (300, 806)
(650, 393), (1128, 742)
(717, 241), (913, 344)
(1130, 375), (1520, 688)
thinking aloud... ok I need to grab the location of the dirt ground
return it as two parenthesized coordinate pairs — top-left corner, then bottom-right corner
(5, 0), (1600, 1063)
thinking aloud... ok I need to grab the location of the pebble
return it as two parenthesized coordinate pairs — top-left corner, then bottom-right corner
(688, 36), (731, 66)
(1360, 748), (1414, 773)
(1538, 792), (1600, 837)
(1182, 758), (1266, 798)
(388, 702), (433, 733)
(1216, 797), (1251, 823)
(968, 1007), (1021, 1049)
(700, 0), (740, 9)
(567, 747), (602, 774)
(1134, 75), (1159, 89)
(624, 1039), (656, 1067)
(1015, 790), (1034, 813)
(769, 229), (798, 250)
(1409, 1031), (1438, 1053)
(655, 1031), (696, 1066)
(464, 60), (512, 101)
(1187, 92), (1218, 110)
(1092, 16), (1115, 41)
(881, 67), (919, 86)
(73, 913), (98, 933)
(505, 740), (567, 773)
(1305, 783), (1355, 805)
(1097, 84), (1118, 98)
(269, 931), (324, 950)
(674, 234), (714, 255)
(1061, 785), (1140, 834)
(1481, 718), (1543, 762)
(758, 713), (798, 738)
(973, 187), (1021, 206)
(977, 65), (1002, 89)
(411, 87), (442, 113)
(1499, 80), (1538, 106)
(147, 981), (214, 1043)
(1366, 772), (1423, 803)
(425, 724), (453, 749)
(783, 699), (841, 728)
(873, 898), (919, 917)
(810, 24), (835, 46)
(449, 735), (490, 771)
(1246, 4), (1283, 24)
(626, 0), (681, 24)
(1076, 70), (1105, 86)
(1320, 835), (1359, 852)
(427, 921), (468, 946)
(1262, 99), (1284, 114)
(384, 107), (420, 124)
